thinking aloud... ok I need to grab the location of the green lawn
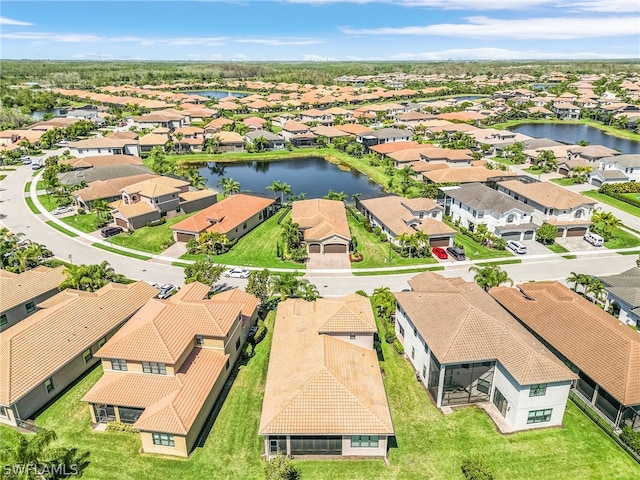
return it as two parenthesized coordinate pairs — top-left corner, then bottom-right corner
(348, 215), (437, 269)
(36, 180), (46, 191)
(605, 228), (640, 250)
(546, 242), (570, 253)
(92, 243), (152, 261)
(24, 181), (32, 192)
(25, 196), (39, 214)
(0, 174), (6, 181)
(491, 157), (515, 166)
(45, 221), (78, 237)
(37, 194), (67, 212)
(582, 190), (640, 218)
(5, 310), (638, 480)
(109, 212), (197, 254)
(550, 177), (580, 186)
(180, 213), (303, 269)
(60, 213), (100, 233)
(454, 234), (513, 260)
(522, 166), (546, 175)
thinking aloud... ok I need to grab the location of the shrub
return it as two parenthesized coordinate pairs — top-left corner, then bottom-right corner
(461, 455), (494, 480)
(393, 339), (405, 354)
(379, 232), (387, 242)
(146, 218), (166, 227)
(242, 342), (254, 359)
(373, 226), (382, 236)
(355, 290), (368, 297)
(252, 319), (267, 345)
(385, 330), (396, 344)
(106, 422), (139, 433)
(620, 426), (640, 454)
(349, 252), (363, 262)
(77, 208), (86, 215)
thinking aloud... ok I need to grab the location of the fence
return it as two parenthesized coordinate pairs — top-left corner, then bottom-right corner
(16, 419), (44, 433)
(569, 390), (640, 464)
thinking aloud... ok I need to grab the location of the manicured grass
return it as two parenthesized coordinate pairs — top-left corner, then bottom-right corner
(348, 215), (437, 269)
(480, 258), (522, 266)
(352, 266), (444, 277)
(605, 228), (640, 250)
(172, 261), (191, 267)
(92, 242), (152, 260)
(454, 234), (513, 260)
(582, 190), (640, 218)
(24, 181), (32, 192)
(550, 177), (580, 186)
(37, 194), (66, 212)
(45, 221), (78, 237)
(618, 250), (640, 256)
(546, 242), (570, 253)
(24, 196), (40, 213)
(490, 157), (515, 166)
(60, 213), (100, 233)
(489, 118), (640, 142)
(36, 180), (46, 190)
(180, 213), (303, 269)
(0, 175), (6, 181)
(109, 213), (197, 254)
(522, 166), (547, 175)
(562, 255), (578, 259)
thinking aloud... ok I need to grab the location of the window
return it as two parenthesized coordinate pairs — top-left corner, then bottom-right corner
(398, 322), (405, 337)
(44, 377), (55, 394)
(110, 359), (128, 371)
(349, 332), (356, 340)
(527, 409), (552, 424)
(225, 359), (230, 371)
(422, 365), (427, 378)
(25, 301), (36, 314)
(152, 433), (175, 447)
(575, 209), (583, 219)
(195, 335), (204, 346)
(506, 214), (515, 223)
(411, 347), (415, 359)
(83, 349), (93, 364)
(350, 435), (379, 448)
(424, 342), (428, 354)
(477, 378), (491, 395)
(235, 338), (241, 351)
(478, 211), (484, 219)
(529, 383), (547, 397)
(0, 314), (7, 327)
(142, 362), (166, 375)
(413, 326), (417, 336)
(97, 337), (107, 349)
(243, 222), (247, 230)
(0, 406), (8, 417)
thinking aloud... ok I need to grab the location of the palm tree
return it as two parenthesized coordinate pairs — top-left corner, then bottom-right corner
(280, 219), (300, 250)
(300, 281), (320, 301)
(205, 135), (221, 154)
(174, 132), (184, 153)
(92, 199), (113, 227)
(266, 180), (292, 204)
(591, 210), (621, 240)
(567, 271), (584, 291)
(372, 286), (396, 319)
(468, 265), (513, 291)
(59, 261), (122, 292)
(395, 232), (412, 257)
(253, 135), (270, 152)
(218, 177), (241, 196)
(584, 277), (606, 304)
(412, 230), (430, 257)
(270, 273), (301, 301)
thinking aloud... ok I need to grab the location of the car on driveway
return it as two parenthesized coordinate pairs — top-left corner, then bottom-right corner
(52, 205), (74, 215)
(100, 226), (123, 238)
(157, 284), (176, 299)
(446, 246), (466, 261)
(224, 268), (250, 279)
(506, 240), (527, 255)
(432, 247), (448, 259)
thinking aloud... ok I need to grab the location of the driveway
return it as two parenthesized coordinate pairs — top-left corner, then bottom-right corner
(306, 252), (351, 272)
(555, 236), (602, 252)
(521, 240), (551, 256)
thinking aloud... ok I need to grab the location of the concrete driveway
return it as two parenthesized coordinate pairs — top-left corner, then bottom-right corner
(555, 236), (602, 252)
(307, 252), (351, 271)
(521, 240), (552, 256)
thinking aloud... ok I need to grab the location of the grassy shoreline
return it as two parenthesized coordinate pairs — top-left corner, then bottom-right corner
(489, 118), (640, 142)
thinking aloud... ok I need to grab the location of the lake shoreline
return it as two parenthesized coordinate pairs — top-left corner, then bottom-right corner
(492, 118), (640, 142)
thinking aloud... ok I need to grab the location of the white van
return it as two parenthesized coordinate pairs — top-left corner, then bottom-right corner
(584, 232), (604, 247)
(506, 240), (527, 254)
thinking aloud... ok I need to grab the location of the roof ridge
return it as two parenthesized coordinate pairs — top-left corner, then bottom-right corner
(151, 305), (178, 362)
(440, 303), (473, 360)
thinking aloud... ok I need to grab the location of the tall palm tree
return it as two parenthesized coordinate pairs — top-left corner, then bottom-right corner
(468, 265), (513, 291)
(566, 271), (584, 291)
(218, 177), (241, 196)
(270, 273), (301, 301)
(300, 281), (320, 301)
(205, 135), (221, 154)
(92, 199), (113, 227)
(60, 261), (122, 292)
(395, 232), (412, 257)
(412, 230), (430, 257)
(253, 135), (269, 152)
(372, 286), (396, 319)
(280, 219), (300, 250)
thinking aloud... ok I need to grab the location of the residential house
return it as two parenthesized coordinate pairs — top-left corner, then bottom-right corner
(259, 295), (394, 458)
(421, 167), (517, 185)
(442, 183), (537, 241)
(595, 154), (640, 184)
(57, 164), (154, 188)
(74, 174), (157, 210)
(242, 116), (267, 131)
(395, 272), (576, 432)
(83, 283), (259, 457)
(356, 128), (412, 149)
(589, 169), (630, 187)
(355, 195), (454, 247)
(310, 126), (351, 143)
(0, 282), (158, 428)
(497, 179), (596, 238)
(68, 137), (141, 158)
(65, 108), (105, 126)
(333, 124), (372, 136)
(245, 130), (285, 150)
(599, 267), (640, 328)
(133, 112), (186, 131)
(171, 194), (276, 243)
(291, 199), (351, 254)
(0, 266), (66, 331)
(418, 147), (473, 167)
(173, 126), (205, 152)
(552, 102), (581, 120)
(490, 282), (640, 432)
(60, 154), (143, 171)
(280, 121), (316, 147)
(213, 131), (245, 153)
(298, 109), (334, 126)
(138, 133), (169, 155)
(203, 117), (234, 135)
(566, 145), (620, 166)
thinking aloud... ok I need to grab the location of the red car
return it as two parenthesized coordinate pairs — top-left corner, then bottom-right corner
(432, 247), (448, 259)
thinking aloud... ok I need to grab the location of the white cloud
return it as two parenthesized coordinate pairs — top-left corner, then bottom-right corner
(0, 17), (33, 26)
(560, 0), (640, 12)
(285, 0), (640, 10)
(342, 16), (639, 39)
(388, 47), (635, 60)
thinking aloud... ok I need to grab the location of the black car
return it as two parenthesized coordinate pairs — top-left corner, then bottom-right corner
(446, 246), (466, 261)
(100, 226), (123, 238)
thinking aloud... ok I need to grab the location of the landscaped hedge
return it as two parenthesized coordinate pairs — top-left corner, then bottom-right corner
(146, 218), (166, 227)
(620, 426), (640, 455)
(600, 182), (640, 194)
(393, 339), (405, 355)
(251, 319), (267, 345)
(106, 422), (139, 433)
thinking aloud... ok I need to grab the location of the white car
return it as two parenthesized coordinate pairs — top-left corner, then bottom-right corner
(157, 284), (176, 299)
(506, 240), (527, 255)
(224, 268), (250, 279)
(52, 205), (74, 215)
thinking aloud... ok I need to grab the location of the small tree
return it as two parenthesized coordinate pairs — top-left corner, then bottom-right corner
(536, 224), (558, 245)
(184, 259), (224, 285)
(263, 453), (300, 480)
(461, 455), (494, 480)
(247, 268), (272, 314)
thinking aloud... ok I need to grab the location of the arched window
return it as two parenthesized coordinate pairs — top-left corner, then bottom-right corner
(575, 209), (583, 219)
(507, 214), (515, 223)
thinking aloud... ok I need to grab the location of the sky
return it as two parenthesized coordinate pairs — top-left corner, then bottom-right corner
(1, 0), (639, 61)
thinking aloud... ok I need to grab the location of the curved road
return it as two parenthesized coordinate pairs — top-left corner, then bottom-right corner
(1, 165), (638, 296)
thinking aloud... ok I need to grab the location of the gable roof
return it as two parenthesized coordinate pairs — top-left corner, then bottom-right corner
(0, 282), (158, 405)
(122, 176), (188, 197)
(599, 267), (640, 308)
(423, 167), (517, 184)
(443, 183), (534, 214)
(498, 180), (596, 210)
(358, 128), (411, 140)
(259, 296), (393, 435)
(60, 154), (143, 170)
(0, 266), (66, 314)
(490, 282), (640, 406)
(75, 174), (158, 202)
(395, 272), (575, 386)
(291, 199), (351, 242)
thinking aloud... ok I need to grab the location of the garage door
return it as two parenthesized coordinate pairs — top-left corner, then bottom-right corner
(429, 237), (450, 247)
(558, 168), (570, 176)
(308, 244), (321, 253)
(567, 227), (587, 237)
(175, 232), (195, 243)
(523, 230), (535, 240)
(115, 218), (128, 228)
(324, 243), (347, 254)
(500, 232), (521, 241)
(591, 178), (602, 187)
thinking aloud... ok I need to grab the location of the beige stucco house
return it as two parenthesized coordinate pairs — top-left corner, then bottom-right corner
(291, 199), (351, 254)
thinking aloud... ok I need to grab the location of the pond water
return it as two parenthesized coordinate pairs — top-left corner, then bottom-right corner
(423, 95), (487, 103)
(199, 156), (383, 200)
(186, 90), (247, 99)
(510, 123), (640, 154)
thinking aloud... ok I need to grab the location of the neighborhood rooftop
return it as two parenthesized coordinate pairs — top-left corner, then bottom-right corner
(0, 266), (66, 314)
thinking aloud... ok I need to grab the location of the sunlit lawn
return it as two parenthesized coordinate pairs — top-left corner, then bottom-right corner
(60, 213), (100, 233)
(605, 228), (640, 250)
(454, 234), (513, 260)
(109, 212), (197, 254)
(582, 190), (640, 218)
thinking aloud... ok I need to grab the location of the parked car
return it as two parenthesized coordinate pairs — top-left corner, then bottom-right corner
(100, 226), (123, 238)
(506, 240), (527, 255)
(118, 121), (128, 127)
(224, 268), (250, 279)
(446, 246), (466, 261)
(432, 247), (448, 259)
(30, 161), (42, 170)
(584, 232), (604, 247)
(21, 156), (32, 165)
(157, 284), (176, 299)
(52, 205), (74, 215)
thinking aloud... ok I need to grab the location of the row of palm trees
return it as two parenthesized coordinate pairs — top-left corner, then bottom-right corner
(566, 271), (606, 304)
(394, 231), (430, 258)
(0, 229), (53, 273)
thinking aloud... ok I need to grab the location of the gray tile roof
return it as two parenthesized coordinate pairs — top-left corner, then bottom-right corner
(610, 154), (640, 168)
(58, 165), (154, 186)
(600, 267), (640, 307)
(444, 183), (534, 214)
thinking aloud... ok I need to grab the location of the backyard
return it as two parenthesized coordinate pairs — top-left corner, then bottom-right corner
(2, 310), (638, 480)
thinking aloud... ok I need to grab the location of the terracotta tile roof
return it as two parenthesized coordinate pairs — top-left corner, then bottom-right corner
(310, 126), (351, 138)
(282, 121), (310, 133)
(95, 282), (258, 364)
(204, 118), (234, 131)
(215, 131), (245, 144)
(0, 282), (158, 405)
(110, 199), (157, 218)
(419, 147), (473, 162)
(0, 266), (66, 313)
(259, 296), (394, 435)
(171, 194), (274, 235)
(395, 272), (576, 386)
(498, 180), (596, 210)
(490, 282), (640, 405)
(424, 167), (517, 184)
(291, 199), (351, 242)
(75, 174), (157, 202)
(333, 124), (372, 135)
(369, 141), (421, 155)
(387, 147), (439, 163)
(122, 176), (188, 197)
(60, 154), (143, 169)
(107, 131), (139, 140)
(138, 133), (170, 147)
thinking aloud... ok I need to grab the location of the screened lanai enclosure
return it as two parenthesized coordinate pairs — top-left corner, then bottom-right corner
(427, 357), (495, 407)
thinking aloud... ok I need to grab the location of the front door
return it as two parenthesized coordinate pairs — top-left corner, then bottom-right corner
(93, 404), (115, 423)
(96, 406), (108, 423)
(493, 388), (508, 417)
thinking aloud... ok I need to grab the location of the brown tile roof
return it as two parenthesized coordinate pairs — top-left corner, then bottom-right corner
(122, 176), (188, 197)
(310, 126), (351, 138)
(204, 118), (234, 131)
(259, 296), (393, 435)
(60, 154), (143, 169)
(110, 199), (157, 218)
(490, 282), (640, 405)
(333, 124), (372, 135)
(179, 189), (217, 203)
(498, 180), (596, 210)
(395, 272), (576, 386)
(215, 131), (245, 144)
(95, 282), (258, 364)
(424, 167), (517, 184)
(171, 194), (274, 235)
(0, 266), (66, 313)
(0, 282), (158, 405)
(291, 199), (351, 242)
(75, 174), (157, 202)
(387, 146), (439, 163)
(138, 133), (170, 147)
(369, 141), (421, 155)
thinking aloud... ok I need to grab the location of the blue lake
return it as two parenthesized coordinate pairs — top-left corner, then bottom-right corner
(510, 123), (640, 155)
(186, 90), (247, 99)
(199, 156), (383, 200)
